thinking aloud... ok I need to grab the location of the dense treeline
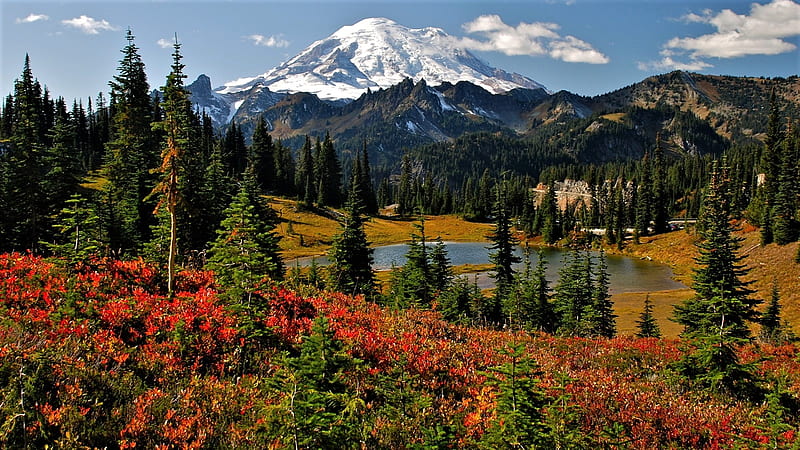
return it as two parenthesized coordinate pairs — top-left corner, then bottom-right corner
(1, 30), (798, 284)
(0, 36), (375, 265)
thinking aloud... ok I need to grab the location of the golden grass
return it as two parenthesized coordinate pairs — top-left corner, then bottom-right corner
(609, 225), (800, 336)
(269, 197), (492, 260)
(613, 289), (692, 338)
(600, 112), (627, 123)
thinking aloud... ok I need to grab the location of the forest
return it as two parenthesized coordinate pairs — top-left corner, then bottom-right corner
(1, 31), (800, 448)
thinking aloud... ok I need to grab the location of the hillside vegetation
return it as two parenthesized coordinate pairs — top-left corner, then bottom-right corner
(1, 253), (798, 448)
(269, 198), (800, 338)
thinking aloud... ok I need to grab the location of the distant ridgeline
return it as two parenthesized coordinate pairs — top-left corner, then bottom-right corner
(188, 71), (798, 182)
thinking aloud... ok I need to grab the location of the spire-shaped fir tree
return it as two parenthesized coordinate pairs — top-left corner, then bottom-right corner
(360, 140), (378, 214)
(103, 29), (158, 254)
(295, 136), (316, 207)
(149, 36), (195, 292)
(652, 134), (669, 234)
(314, 132), (342, 208)
(207, 182), (283, 305)
(540, 181), (560, 244)
(583, 250), (616, 338)
(674, 159), (761, 339)
(771, 122), (798, 245)
(488, 180), (520, 324)
(5, 55), (47, 251)
(636, 295), (661, 338)
(250, 116), (275, 191)
(327, 168), (375, 298)
(390, 217), (432, 307)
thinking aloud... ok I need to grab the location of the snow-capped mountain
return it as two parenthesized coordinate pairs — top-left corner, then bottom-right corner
(217, 17), (546, 101)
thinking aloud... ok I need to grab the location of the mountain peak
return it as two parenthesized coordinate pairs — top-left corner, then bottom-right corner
(219, 17), (545, 101)
(337, 17), (399, 31)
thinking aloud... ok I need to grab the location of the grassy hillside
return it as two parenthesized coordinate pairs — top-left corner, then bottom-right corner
(268, 197), (493, 260)
(613, 223), (800, 337)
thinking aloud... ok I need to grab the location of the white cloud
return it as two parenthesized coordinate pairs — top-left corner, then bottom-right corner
(16, 13), (49, 24)
(549, 35), (610, 64)
(246, 34), (290, 48)
(62, 15), (118, 35)
(157, 38), (173, 49)
(637, 56), (713, 72)
(642, 0), (800, 71)
(458, 14), (609, 64)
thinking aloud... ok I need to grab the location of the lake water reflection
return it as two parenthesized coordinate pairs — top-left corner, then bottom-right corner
(291, 242), (686, 294)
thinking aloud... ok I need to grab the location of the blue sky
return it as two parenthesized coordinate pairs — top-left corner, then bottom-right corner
(2, 0), (798, 103)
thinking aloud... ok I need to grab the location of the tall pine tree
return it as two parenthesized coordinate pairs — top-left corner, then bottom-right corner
(103, 29), (157, 254)
(314, 132), (342, 208)
(150, 37), (193, 293)
(674, 159), (761, 339)
(5, 55), (47, 251)
(327, 169), (375, 298)
(487, 181), (520, 324)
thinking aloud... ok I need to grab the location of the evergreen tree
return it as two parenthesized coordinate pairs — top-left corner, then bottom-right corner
(295, 136), (315, 207)
(635, 294), (661, 338)
(540, 181), (560, 244)
(760, 282), (789, 343)
(327, 172), (375, 298)
(553, 250), (593, 336)
(150, 37), (192, 294)
(0, 94), (13, 139)
(428, 238), (453, 295)
(480, 342), (553, 449)
(198, 145), (232, 250)
(268, 316), (364, 449)
(771, 124), (798, 245)
(222, 121), (247, 176)
(762, 90), (784, 200)
(397, 154), (413, 216)
(4, 55), (47, 252)
(44, 194), (102, 263)
(71, 100), (91, 171)
(512, 247), (555, 333)
(612, 179), (627, 248)
(439, 276), (481, 324)
(43, 101), (83, 230)
(314, 132), (342, 208)
(652, 135), (669, 234)
(102, 29), (157, 255)
(250, 117), (275, 191)
(207, 186), (283, 305)
(583, 250), (616, 338)
(761, 205), (774, 246)
(272, 139), (295, 196)
(390, 218), (432, 307)
(473, 169), (494, 221)
(488, 181), (520, 324)
(530, 249), (555, 333)
(754, 91), (785, 243)
(87, 93), (110, 171)
(674, 159), (761, 339)
(360, 140), (379, 215)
